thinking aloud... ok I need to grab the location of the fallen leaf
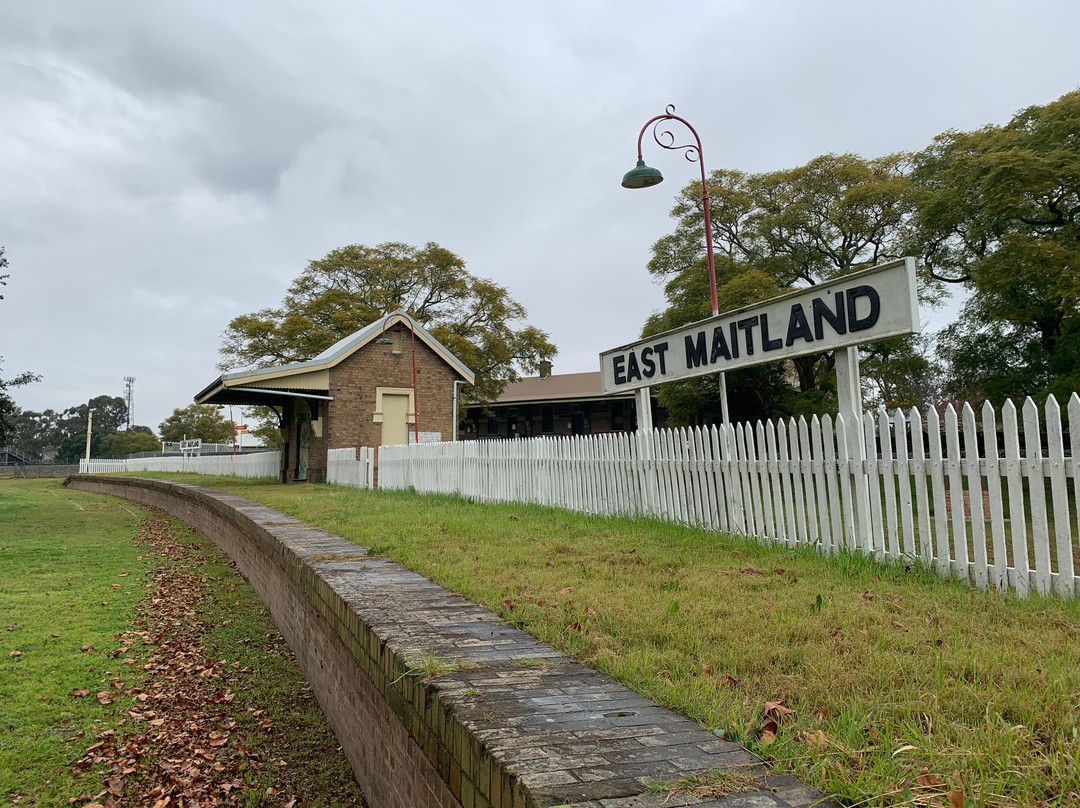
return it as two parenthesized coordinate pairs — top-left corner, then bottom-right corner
(949, 790), (965, 808)
(9, 650), (21, 658)
(764, 700), (794, 721)
(759, 729), (776, 747)
(739, 566), (764, 576)
(893, 744), (918, 757)
(81, 645), (94, 653)
(892, 620), (909, 632)
(916, 772), (945, 787)
(723, 674), (740, 688)
(558, 587), (573, 595)
(804, 730), (829, 750)
(700, 662), (713, 676)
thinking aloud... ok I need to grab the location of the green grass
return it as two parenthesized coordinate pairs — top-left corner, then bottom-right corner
(0, 478), (363, 807)
(119, 472), (1080, 808)
(0, 478), (150, 805)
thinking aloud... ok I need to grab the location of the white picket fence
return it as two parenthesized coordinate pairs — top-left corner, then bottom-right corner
(327, 447), (375, 489)
(80, 451), (282, 479)
(379, 395), (1080, 599)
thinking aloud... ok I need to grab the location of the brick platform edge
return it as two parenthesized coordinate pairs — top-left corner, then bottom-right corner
(64, 476), (840, 808)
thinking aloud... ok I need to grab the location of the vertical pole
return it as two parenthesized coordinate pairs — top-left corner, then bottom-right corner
(719, 372), (729, 425)
(835, 346), (870, 548)
(636, 386), (654, 433)
(84, 411), (93, 462)
(835, 346), (863, 452)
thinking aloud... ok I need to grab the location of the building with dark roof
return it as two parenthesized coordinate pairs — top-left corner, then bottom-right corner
(460, 362), (665, 440)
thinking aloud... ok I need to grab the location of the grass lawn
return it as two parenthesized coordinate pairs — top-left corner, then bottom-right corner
(121, 472), (1080, 808)
(0, 478), (363, 807)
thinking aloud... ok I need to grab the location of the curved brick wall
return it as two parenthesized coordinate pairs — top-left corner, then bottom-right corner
(65, 475), (834, 808)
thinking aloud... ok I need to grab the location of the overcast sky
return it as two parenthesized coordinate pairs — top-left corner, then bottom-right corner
(2, 0), (1078, 432)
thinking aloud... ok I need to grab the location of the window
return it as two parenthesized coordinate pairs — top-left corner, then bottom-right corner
(487, 417), (500, 436)
(542, 406), (554, 433)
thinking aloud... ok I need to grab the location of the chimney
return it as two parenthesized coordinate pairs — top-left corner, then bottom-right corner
(539, 360), (552, 379)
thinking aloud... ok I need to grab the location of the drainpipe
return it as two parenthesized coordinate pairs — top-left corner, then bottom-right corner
(452, 380), (468, 441)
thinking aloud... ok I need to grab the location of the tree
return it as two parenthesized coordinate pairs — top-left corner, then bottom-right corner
(9, 408), (63, 459)
(159, 404), (235, 443)
(0, 252), (43, 445)
(909, 90), (1080, 402)
(218, 242), (557, 405)
(99, 431), (162, 457)
(645, 153), (936, 422)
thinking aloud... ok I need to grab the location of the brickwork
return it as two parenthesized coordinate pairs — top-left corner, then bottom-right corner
(65, 475), (839, 808)
(328, 324), (461, 460)
(1, 463), (80, 478)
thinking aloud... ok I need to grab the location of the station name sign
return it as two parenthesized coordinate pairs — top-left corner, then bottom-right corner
(600, 257), (919, 394)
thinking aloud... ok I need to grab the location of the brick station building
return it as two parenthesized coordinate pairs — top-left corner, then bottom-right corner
(195, 311), (474, 483)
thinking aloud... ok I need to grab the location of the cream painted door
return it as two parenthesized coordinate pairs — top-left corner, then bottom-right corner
(380, 393), (410, 446)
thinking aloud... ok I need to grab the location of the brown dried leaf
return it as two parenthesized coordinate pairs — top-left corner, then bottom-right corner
(763, 700), (794, 721)
(558, 587), (574, 595)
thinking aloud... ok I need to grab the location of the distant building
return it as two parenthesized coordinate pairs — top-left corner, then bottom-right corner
(460, 362), (665, 440)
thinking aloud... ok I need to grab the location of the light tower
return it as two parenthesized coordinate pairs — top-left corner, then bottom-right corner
(123, 376), (135, 430)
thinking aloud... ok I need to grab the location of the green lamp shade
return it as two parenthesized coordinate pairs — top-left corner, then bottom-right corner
(621, 159), (664, 189)
(376, 335), (394, 345)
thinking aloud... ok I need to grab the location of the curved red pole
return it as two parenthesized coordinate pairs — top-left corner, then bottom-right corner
(635, 111), (719, 317)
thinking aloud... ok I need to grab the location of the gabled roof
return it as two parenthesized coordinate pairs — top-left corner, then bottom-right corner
(195, 310), (475, 405)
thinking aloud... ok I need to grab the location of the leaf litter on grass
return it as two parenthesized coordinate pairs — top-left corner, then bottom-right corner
(65, 509), (363, 808)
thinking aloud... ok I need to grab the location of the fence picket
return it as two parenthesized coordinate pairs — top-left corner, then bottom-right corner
(820, 415), (842, 553)
(908, 408), (933, 566)
(893, 408), (916, 557)
(1022, 398), (1052, 595)
(1069, 394), (1080, 593)
(878, 409), (900, 558)
(1045, 396), (1075, 597)
(863, 412), (886, 559)
(835, 413), (857, 551)
(981, 401), (1009, 591)
(788, 418), (810, 546)
(1001, 402), (1030, 595)
(962, 403), (989, 589)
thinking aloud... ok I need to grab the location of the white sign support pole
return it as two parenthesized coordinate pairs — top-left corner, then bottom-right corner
(835, 345), (871, 548)
(835, 346), (863, 448)
(719, 372), (729, 425)
(636, 386), (654, 432)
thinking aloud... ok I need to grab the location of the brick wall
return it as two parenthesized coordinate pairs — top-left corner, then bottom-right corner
(64, 475), (832, 808)
(328, 323), (461, 456)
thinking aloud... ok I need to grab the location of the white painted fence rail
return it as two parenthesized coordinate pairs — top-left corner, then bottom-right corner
(379, 395), (1080, 599)
(327, 447), (375, 489)
(80, 451), (282, 479)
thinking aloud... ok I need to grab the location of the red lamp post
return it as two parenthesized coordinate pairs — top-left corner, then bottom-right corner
(623, 105), (728, 424)
(622, 105), (719, 318)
